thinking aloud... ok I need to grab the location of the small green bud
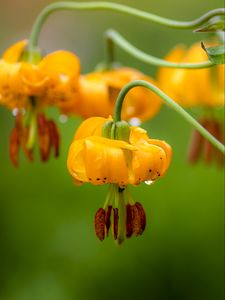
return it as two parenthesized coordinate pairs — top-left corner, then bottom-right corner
(110, 123), (116, 139)
(102, 120), (114, 138)
(114, 121), (130, 142)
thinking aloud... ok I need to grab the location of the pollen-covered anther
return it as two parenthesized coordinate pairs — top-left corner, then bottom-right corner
(94, 208), (106, 241)
(126, 202), (146, 238)
(37, 113), (51, 162)
(47, 119), (60, 157)
(37, 113), (60, 162)
(9, 113), (33, 167)
(9, 126), (20, 167)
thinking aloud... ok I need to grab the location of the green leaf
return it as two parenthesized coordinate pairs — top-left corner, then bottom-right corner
(195, 20), (225, 33)
(201, 42), (225, 64)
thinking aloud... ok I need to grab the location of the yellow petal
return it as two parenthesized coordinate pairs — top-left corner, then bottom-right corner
(2, 40), (27, 63)
(84, 138), (130, 185)
(67, 136), (137, 185)
(40, 50), (80, 78)
(131, 144), (167, 184)
(74, 116), (112, 140)
(19, 63), (49, 96)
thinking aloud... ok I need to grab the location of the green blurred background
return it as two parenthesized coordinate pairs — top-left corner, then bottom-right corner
(0, 0), (224, 299)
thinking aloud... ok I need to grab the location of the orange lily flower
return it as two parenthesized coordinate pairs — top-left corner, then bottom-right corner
(158, 42), (224, 166)
(67, 116), (172, 244)
(0, 40), (80, 166)
(61, 67), (162, 123)
(158, 43), (224, 108)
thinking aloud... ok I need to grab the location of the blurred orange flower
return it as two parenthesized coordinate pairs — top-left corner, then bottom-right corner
(61, 67), (162, 123)
(0, 40), (80, 166)
(158, 42), (224, 166)
(158, 42), (224, 108)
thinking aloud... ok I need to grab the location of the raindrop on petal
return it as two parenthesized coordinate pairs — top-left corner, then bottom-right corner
(144, 179), (155, 186)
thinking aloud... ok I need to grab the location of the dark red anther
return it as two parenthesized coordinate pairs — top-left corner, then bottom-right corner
(135, 202), (146, 235)
(48, 120), (60, 157)
(126, 204), (133, 238)
(113, 208), (118, 240)
(94, 208), (106, 241)
(9, 126), (20, 167)
(37, 113), (51, 162)
(105, 205), (112, 236)
(131, 204), (140, 236)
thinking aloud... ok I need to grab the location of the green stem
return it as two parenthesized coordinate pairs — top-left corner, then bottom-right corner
(28, 1), (225, 51)
(113, 80), (225, 154)
(105, 29), (215, 69)
(105, 33), (115, 68)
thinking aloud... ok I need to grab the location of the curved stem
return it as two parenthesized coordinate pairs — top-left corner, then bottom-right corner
(113, 80), (225, 154)
(28, 1), (225, 51)
(105, 29), (215, 69)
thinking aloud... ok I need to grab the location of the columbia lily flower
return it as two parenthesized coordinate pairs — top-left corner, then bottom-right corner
(158, 42), (224, 166)
(61, 67), (162, 124)
(67, 116), (172, 244)
(0, 40), (80, 166)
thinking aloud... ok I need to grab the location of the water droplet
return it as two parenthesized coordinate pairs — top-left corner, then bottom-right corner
(144, 180), (154, 186)
(129, 117), (141, 126)
(12, 108), (26, 117)
(12, 108), (19, 116)
(59, 114), (68, 123)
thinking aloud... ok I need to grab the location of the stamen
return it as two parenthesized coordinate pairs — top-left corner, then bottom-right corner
(37, 113), (51, 161)
(105, 205), (112, 236)
(48, 119), (60, 157)
(94, 208), (106, 241)
(135, 202), (146, 235)
(126, 204), (133, 238)
(9, 126), (20, 167)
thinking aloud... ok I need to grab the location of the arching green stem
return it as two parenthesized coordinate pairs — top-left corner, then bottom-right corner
(113, 80), (225, 154)
(28, 1), (225, 51)
(105, 29), (215, 69)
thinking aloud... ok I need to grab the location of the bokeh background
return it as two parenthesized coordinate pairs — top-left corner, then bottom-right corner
(0, 0), (224, 299)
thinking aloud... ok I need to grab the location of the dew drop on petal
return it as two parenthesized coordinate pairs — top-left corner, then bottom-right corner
(59, 114), (68, 124)
(129, 117), (141, 126)
(144, 179), (155, 186)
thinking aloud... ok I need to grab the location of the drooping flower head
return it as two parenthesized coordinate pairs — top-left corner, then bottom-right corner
(67, 116), (172, 244)
(158, 42), (224, 166)
(61, 67), (162, 124)
(0, 40), (80, 166)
